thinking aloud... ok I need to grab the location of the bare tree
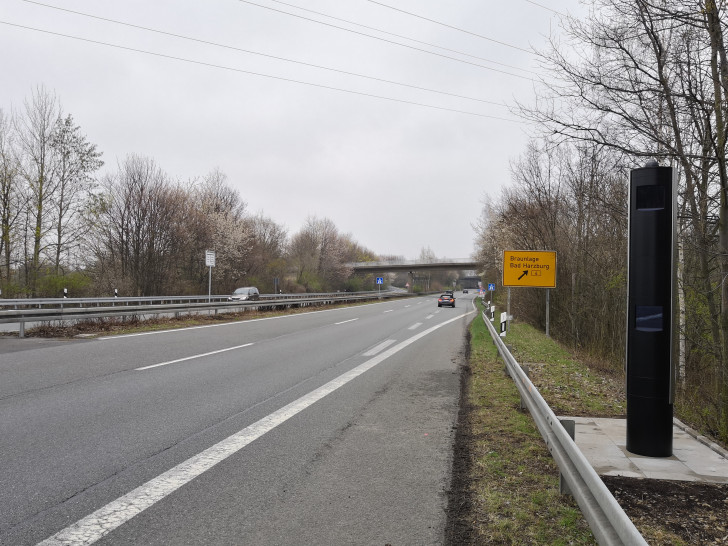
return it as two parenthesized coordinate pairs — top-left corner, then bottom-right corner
(49, 114), (103, 274)
(475, 141), (628, 359)
(92, 155), (187, 296)
(244, 212), (287, 290)
(288, 216), (352, 291)
(14, 86), (61, 295)
(0, 109), (23, 289)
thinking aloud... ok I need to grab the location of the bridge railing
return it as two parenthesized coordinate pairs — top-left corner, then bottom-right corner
(350, 258), (478, 268)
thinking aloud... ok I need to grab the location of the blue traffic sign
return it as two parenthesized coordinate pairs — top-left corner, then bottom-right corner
(488, 283), (496, 291)
(376, 277), (384, 285)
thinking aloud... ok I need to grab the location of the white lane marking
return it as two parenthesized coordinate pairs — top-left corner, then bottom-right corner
(363, 339), (396, 356)
(334, 318), (359, 325)
(405, 305), (411, 308)
(135, 343), (254, 371)
(408, 322), (422, 330)
(425, 314), (435, 320)
(383, 309), (394, 314)
(39, 309), (474, 546)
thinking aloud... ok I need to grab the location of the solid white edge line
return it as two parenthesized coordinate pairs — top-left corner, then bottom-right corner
(135, 343), (254, 371)
(39, 304), (475, 546)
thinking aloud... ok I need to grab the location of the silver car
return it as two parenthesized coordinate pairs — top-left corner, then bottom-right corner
(229, 287), (260, 301)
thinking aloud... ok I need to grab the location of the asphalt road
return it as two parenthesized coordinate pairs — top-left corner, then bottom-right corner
(0, 293), (477, 545)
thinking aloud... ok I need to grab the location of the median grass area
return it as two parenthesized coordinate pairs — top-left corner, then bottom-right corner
(448, 303), (695, 545)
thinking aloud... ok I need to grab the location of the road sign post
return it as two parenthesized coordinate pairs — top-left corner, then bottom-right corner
(205, 250), (216, 302)
(376, 276), (383, 296)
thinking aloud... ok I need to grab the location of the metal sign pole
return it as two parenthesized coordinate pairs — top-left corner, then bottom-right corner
(546, 288), (550, 337)
(205, 250), (216, 303)
(507, 287), (511, 333)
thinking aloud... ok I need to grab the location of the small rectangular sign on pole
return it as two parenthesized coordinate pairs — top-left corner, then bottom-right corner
(205, 250), (216, 302)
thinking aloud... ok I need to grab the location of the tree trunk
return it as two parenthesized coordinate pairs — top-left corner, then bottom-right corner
(705, 0), (728, 438)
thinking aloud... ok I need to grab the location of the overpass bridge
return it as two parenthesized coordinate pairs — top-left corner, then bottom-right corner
(349, 258), (480, 273)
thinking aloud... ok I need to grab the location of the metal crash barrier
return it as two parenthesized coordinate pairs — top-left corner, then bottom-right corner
(482, 311), (647, 546)
(0, 291), (412, 338)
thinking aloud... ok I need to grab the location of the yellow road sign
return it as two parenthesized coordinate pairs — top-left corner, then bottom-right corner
(503, 250), (557, 288)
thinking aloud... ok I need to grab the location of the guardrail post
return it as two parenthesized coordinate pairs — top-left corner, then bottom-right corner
(19, 320), (25, 338)
(559, 419), (576, 495)
(520, 364), (530, 410)
(503, 344), (514, 377)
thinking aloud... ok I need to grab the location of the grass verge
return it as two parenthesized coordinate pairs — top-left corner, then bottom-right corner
(447, 308), (595, 544)
(449, 302), (724, 545)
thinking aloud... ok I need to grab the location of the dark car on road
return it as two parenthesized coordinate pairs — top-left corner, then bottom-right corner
(228, 286), (260, 301)
(438, 293), (455, 308)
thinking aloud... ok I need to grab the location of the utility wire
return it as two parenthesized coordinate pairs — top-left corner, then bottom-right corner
(268, 0), (537, 75)
(1, 21), (522, 122)
(21, 0), (508, 107)
(365, 0), (532, 54)
(236, 0), (535, 82)
(524, 0), (567, 17)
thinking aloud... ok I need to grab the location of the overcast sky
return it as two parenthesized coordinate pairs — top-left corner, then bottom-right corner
(1, 0), (583, 260)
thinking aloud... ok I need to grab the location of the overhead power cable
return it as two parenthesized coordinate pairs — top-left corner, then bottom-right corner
(365, 0), (532, 54)
(236, 0), (535, 82)
(1, 21), (522, 122)
(524, 0), (567, 17)
(21, 0), (508, 107)
(268, 0), (537, 75)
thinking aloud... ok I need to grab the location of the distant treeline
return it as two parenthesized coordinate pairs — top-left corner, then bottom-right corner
(0, 87), (465, 300)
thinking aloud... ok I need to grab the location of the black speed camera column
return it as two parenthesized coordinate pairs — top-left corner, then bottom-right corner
(626, 161), (677, 457)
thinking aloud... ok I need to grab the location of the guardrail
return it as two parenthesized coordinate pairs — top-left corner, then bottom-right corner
(0, 291), (411, 338)
(482, 310), (647, 546)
